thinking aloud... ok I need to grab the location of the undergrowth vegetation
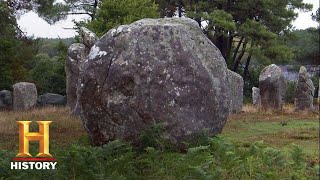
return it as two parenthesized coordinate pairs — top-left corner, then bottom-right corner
(0, 137), (318, 179)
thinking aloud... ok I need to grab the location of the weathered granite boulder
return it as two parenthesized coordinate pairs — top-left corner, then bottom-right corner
(252, 87), (261, 107)
(294, 66), (315, 111)
(80, 27), (99, 53)
(259, 64), (287, 111)
(227, 70), (243, 113)
(37, 93), (67, 107)
(65, 43), (87, 115)
(77, 18), (231, 148)
(0, 90), (13, 108)
(13, 82), (37, 111)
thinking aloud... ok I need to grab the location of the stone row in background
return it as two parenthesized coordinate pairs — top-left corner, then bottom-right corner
(252, 64), (317, 111)
(0, 82), (66, 111)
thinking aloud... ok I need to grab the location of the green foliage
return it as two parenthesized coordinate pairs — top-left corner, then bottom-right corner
(184, 0), (312, 89)
(312, 8), (320, 22)
(0, 137), (317, 179)
(87, 0), (159, 36)
(285, 81), (297, 103)
(26, 39), (69, 95)
(242, 66), (261, 103)
(138, 123), (173, 151)
(205, 10), (236, 35)
(284, 28), (319, 64)
(28, 52), (66, 95)
(38, 38), (74, 57)
(0, 1), (37, 90)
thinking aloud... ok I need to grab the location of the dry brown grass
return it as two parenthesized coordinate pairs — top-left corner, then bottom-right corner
(0, 106), (87, 150)
(231, 104), (318, 122)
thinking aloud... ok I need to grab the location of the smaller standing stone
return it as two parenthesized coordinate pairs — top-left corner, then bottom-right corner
(80, 27), (98, 53)
(65, 43), (87, 115)
(0, 90), (13, 108)
(227, 70), (244, 113)
(37, 93), (67, 107)
(259, 64), (287, 111)
(13, 82), (37, 111)
(294, 66), (315, 111)
(252, 87), (261, 107)
(318, 79), (320, 106)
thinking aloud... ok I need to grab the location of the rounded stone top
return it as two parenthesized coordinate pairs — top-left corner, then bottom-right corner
(13, 82), (36, 87)
(68, 43), (86, 54)
(102, 17), (202, 39)
(259, 64), (283, 82)
(67, 43), (86, 62)
(80, 27), (98, 49)
(131, 17), (199, 28)
(299, 66), (307, 73)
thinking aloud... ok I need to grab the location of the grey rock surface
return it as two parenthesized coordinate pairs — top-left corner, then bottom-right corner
(252, 87), (261, 107)
(77, 18), (231, 148)
(80, 27), (99, 53)
(37, 93), (67, 106)
(259, 64), (287, 111)
(0, 90), (13, 108)
(227, 70), (243, 113)
(65, 43), (87, 115)
(294, 66), (315, 111)
(13, 82), (37, 111)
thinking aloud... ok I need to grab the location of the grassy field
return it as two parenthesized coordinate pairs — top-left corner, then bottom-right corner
(223, 105), (319, 165)
(0, 105), (319, 179)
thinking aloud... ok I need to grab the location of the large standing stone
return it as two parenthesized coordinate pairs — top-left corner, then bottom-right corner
(65, 43), (87, 115)
(227, 70), (243, 113)
(77, 18), (231, 148)
(294, 66), (315, 111)
(13, 82), (37, 111)
(252, 87), (261, 107)
(259, 64), (287, 111)
(37, 93), (67, 107)
(0, 90), (13, 108)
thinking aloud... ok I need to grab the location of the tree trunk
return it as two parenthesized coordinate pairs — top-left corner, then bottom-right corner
(92, 0), (98, 20)
(232, 39), (248, 72)
(231, 37), (244, 63)
(243, 53), (252, 82)
(226, 34), (233, 62)
(178, 0), (183, 17)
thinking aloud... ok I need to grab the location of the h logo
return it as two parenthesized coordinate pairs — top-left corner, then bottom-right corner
(16, 121), (52, 158)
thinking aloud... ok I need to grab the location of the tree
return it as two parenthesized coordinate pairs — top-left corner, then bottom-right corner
(155, 0), (185, 17)
(0, 1), (37, 90)
(37, 0), (100, 24)
(312, 8), (320, 22)
(182, 0), (312, 81)
(86, 0), (159, 36)
(284, 28), (319, 65)
(5, 0), (99, 24)
(28, 43), (67, 95)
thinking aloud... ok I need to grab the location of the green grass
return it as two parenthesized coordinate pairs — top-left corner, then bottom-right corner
(222, 113), (319, 162)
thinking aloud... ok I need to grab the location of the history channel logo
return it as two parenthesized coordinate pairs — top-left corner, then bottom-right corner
(11, 121), (57, 170)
